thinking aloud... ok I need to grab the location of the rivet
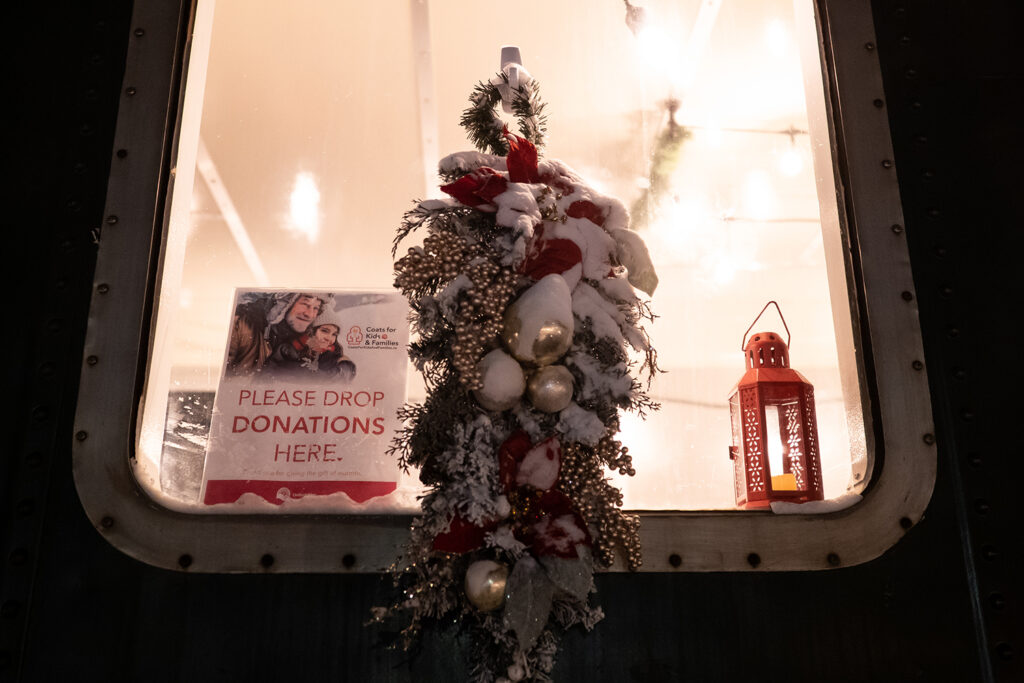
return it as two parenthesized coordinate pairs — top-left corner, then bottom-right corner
(15, 500), (33, 517)
(921, 169), (934, 180)
(100, 516), (114, 529)
(911, 100), (922, 110)
(901, 291), (913, 301)
(899, 517), (913, 530)
(915, 135), (928, 144)
(899, 35), (911, 46)
(912, 360), (923, 371)
(116, 149), (128, 159)
(178, 554), (193, 569)
(46, 319), (62, 332)
(73, 162), (88, 174)
(86, 355), (99, 366)
(864, 42), (875, 51)
(989, 593), (1006, 610)
(39, 362), (55, 377)
(826, 553), (840, 567)
(934, 246), (948, 258)
(974, 499), (990, 515)
(97, 283), (110, 294)
(953, 368), (966, 380)
(947, 327), (960, 338)
(981, 545), (999, 561)
(891, 224), (903, 234)
(79, 123), (94, 136)
(927, 207), (941, 218)
(940, 285), (953, 297)
(746, 553), (761, 568)
(260, 553), (275, 568)
(905, 68), (918, 80)
(125, 86), (137, 96)
(8, 548), (28, 566)
(134, 27), (145, 36)
(968, 453), (982, 467)
(668, 553), (682, 568)
(881, 159), (894, 169)
(994, 642), (1014, 660)
(32, 406), (49, 421)
(962, 409), (975, 421)
(105, 215), (118, 225)
(341, 553), (357, 569)
(873, 98), (884, 108)
(75, 430), (88, 441)
(922, 433), (935, 445)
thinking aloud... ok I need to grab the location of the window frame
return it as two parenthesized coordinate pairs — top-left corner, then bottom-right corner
(74, 0), (935, 572)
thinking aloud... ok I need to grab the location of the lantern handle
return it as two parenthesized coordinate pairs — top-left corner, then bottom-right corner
(741, 301), (791, 351)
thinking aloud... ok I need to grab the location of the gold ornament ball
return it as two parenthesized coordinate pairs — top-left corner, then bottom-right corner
(501, 308), (573, 367)
(527, 365), (574, 413)
(464, 560), (509, 612)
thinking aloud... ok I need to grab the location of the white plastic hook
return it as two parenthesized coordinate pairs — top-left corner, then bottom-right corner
(493, 45), (532, 114)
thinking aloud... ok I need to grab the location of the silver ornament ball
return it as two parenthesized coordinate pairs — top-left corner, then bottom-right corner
(527, 365), (574, 413)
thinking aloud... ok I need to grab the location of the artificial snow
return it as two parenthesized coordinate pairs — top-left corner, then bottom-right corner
(436, 274), (473, 322)
(417, 197), (461, 212)
(485, 524), (526, 555)
(571, 283), (626, 345)
(556, 403), (606, 446)
(439, 151), (508, 175)
(516, 438), (560, 490)
(493, 183), (542, 263)
(566, 351), (632, 403)
(770, 491), (863, 514)
(474, 349), (526, 412)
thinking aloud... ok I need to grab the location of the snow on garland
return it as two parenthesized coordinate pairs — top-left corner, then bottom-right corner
(373, 73), (660, 683)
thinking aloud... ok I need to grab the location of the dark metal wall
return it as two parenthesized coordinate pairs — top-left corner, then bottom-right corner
(2, 1), (1020, 681)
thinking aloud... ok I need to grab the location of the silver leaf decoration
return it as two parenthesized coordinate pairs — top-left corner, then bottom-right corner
(539, 545), (594, 602)
(503, 555), (556, 651)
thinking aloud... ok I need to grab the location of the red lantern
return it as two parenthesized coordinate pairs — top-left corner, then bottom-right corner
(728, 302), (824, 509)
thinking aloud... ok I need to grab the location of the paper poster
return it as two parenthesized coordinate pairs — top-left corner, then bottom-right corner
(201, 288), (409, 509)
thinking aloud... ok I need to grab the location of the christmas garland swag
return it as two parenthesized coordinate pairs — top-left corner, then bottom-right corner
(376, 72), (661, 683)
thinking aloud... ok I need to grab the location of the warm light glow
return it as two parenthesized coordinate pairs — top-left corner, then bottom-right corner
(741, 170), (778, 220)
(764, 19), (789, 56)
(286, 171), (321, 243)
(764, 404), (785, 477)
(702, 123), (723, 147)
(778, 146), (803, 176)
(653, 196), (711, 250)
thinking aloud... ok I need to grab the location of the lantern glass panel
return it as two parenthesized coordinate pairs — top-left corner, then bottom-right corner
(134, 0), (866, 513)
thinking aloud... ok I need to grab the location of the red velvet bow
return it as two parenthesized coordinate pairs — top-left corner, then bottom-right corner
(440, 166), (508, 209)
(519, 224), (583, 280)
(503, 127), (541, 184)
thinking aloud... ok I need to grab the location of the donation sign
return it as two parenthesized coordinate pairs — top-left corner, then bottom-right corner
(201, 288), (409, 509)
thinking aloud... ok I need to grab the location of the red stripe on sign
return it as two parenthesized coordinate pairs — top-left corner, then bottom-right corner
(204, 480), (397, 505)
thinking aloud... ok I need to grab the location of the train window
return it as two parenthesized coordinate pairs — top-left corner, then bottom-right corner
(75, 0), (934, 571)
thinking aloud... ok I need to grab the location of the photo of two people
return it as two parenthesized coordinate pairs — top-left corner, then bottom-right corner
(225, 290), (356, 383)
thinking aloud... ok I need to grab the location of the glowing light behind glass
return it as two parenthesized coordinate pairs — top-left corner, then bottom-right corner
(287, 171), (321, 243)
